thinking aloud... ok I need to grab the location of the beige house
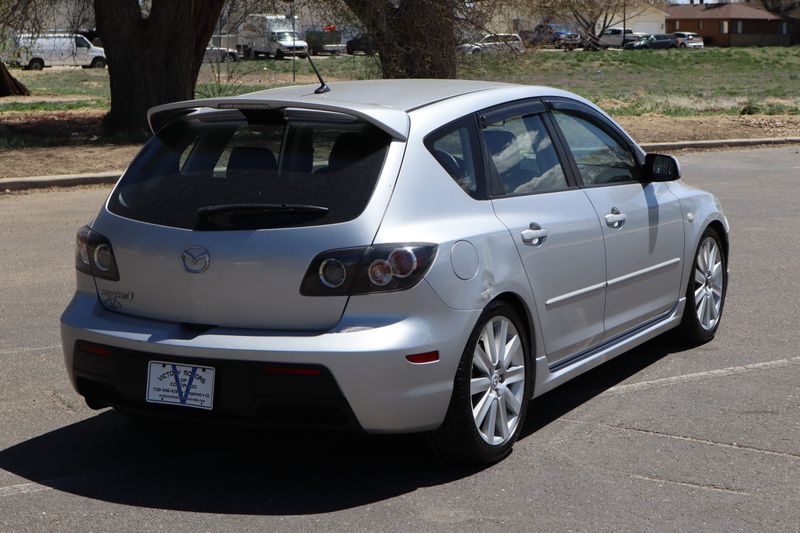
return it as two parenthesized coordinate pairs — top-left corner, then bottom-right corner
(476, 2), (667, 36)
(600, 4), (668, 35)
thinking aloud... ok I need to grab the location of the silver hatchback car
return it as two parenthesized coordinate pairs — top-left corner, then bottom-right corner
(61, 80), (728, 463)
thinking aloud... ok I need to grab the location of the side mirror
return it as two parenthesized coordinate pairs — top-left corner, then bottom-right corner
(644, 153), (681, 182)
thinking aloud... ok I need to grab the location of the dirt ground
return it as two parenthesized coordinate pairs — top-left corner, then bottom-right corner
(1, 111), (799, 179)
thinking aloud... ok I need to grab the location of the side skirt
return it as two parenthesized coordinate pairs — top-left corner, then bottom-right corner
(531, 298), (685, 398)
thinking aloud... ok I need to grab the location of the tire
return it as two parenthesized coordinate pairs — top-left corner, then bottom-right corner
(471, 48), (480, 55)
(680, 43), (687, 48)
(428, 301), (533, 464)
(674, 227), (727, 345)
(90, 57), (106, 69)
(275, 49), (285, 60)
(27, 58), (44, 70)
(298, 53), (308, 59)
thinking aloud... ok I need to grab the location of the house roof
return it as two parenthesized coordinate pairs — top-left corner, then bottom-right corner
(665, 3), (785, 21)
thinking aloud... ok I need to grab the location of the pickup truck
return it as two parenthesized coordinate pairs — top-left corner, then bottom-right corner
(599, 28), (648, 48)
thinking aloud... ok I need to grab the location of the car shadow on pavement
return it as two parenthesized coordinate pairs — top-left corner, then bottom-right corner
(0, 335), (690, 514)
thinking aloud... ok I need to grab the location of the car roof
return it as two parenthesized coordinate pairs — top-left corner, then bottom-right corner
(234, 80), (530, 112)
(148, 80), (590, 140)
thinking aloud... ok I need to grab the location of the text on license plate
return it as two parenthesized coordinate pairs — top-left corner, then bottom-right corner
(146, 361), (215, 410)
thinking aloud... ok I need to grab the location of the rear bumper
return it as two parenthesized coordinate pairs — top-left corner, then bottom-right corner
(60, 283), (479, 433)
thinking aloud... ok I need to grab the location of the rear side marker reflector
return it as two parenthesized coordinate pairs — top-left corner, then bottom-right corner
(76, 342), (113, 357)
(405, 351), (439, 364)
(263, 366), (322, 376)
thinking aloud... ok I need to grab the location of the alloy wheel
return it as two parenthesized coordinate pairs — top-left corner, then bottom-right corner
(470, 316), (526, 445)
(694, 236), (724, 330)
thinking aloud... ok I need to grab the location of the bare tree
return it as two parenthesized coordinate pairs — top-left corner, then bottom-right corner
(760, 0), (800, 15)
(526, 0), (661, 48)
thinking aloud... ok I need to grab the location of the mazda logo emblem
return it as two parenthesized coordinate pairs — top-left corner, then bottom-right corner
(181, 245), (210, 273)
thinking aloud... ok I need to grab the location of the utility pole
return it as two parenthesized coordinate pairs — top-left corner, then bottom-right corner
(623, 1), (627, 49)
(283, 0), (296, 82)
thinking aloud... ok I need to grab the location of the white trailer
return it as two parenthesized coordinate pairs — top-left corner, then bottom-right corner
(238, 14), (308, 59)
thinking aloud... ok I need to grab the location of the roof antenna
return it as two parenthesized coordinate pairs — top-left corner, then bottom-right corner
(307, 54), (330, 94)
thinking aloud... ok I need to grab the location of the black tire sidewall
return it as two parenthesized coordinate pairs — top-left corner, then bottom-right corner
(682, 228), (728, 343)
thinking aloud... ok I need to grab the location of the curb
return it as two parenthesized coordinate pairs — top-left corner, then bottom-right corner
(640, 137), (800, 152)
(2, 137), (800, 192)
(1, 171), (122, 191)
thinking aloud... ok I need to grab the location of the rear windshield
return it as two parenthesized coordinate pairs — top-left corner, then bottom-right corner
(108, 109), (391, 230)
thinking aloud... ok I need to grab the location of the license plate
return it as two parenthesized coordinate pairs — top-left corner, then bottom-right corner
(146, 361), (215, 410)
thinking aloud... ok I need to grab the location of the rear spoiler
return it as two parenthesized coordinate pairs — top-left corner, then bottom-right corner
(148, 97), (410, 141)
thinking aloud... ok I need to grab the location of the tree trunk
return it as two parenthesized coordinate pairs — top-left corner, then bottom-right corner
(93, 0), (225, 137)
(0, 63), (30, 97)
(344, 0), (457, 79)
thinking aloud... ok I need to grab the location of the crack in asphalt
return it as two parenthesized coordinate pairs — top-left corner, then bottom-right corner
(603, 356), (800, 396)
(606, 424), (800, 460)
(628, 473), (756, 496)
(559, 417), (800, 460)
(0, 344), (61, 355)
(0, 459), (177, 499)
(47, 391), (76, 413)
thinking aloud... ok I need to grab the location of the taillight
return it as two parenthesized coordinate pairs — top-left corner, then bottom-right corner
(75, 225), (120, 281)
(300, 243), (437, 296)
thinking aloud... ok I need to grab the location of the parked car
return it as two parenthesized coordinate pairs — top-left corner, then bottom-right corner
(12, 32), (106, 70)
(458, 33), (524, 55)
(204, 45), (238, 63)
(61, 79), (728, 464)
(305, 29), (346, 55)
(521, 24), (580, 49)
(599, 27), (647, 48)
(673, 31), (704, 48)
(624, 34), (678, 50)
(346, 33), (377, 55)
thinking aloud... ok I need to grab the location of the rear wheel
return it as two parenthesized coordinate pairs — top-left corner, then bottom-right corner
(428, 301), (532, 464)
(27, 58), (44, 70)
(675, 228), (727, 345)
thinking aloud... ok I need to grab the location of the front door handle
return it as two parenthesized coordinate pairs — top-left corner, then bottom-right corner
(521, 223), (548, 246)
(605, 208), (626, 229)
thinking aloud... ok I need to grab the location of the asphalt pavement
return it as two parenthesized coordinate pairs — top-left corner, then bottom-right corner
(0, 146), (798, 531)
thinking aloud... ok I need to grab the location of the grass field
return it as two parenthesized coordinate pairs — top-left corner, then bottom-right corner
(4, 46), (800, 117)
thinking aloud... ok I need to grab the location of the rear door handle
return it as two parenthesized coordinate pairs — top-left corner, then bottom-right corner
(521, 223), (548, 246)
(605, 208), (626, 229)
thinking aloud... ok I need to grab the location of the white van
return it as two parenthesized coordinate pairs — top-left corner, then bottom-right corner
(14, 33), (106, 70)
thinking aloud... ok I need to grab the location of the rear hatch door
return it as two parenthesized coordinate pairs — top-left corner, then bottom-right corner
(93, 108), (403, 331)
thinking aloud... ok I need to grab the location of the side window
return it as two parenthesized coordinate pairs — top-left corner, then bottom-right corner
(427, 122), (480, 197)
(552, 111), (639, 186)
(481, 113), (568, 196)
(75, 36), (90, 48)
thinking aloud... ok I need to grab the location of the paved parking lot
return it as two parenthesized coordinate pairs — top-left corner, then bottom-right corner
(1, 146), (798, 531)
